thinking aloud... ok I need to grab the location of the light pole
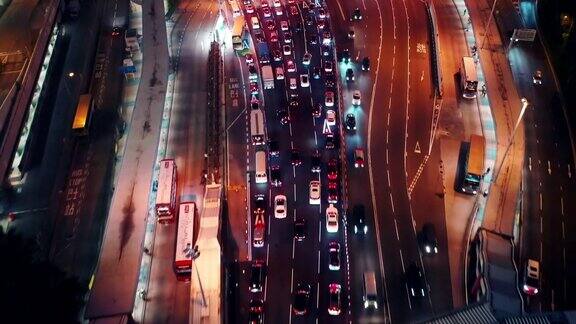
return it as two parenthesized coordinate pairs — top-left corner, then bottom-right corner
(480, 0), (499, 50)
(493, 98), (529, 182)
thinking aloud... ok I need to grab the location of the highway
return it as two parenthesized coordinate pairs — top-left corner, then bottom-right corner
(235, 0), (350, 322)
(143, 0), (218, 322)
(510, 0), (576, 312)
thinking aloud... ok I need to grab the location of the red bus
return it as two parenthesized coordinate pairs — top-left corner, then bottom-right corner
(174, 202), (196, 280)
(156, 159), (177, 223)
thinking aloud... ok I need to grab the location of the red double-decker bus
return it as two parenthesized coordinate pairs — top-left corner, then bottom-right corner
(156, 159), (177, 223)
(174, 202), (196, 280)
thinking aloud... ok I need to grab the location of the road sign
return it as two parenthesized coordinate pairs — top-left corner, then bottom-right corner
(322, 119), (332, 134)
(512, 28), (537, 42)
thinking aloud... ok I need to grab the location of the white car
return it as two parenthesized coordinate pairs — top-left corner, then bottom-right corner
(280, 20), (289, 31)
(326, 110), (336, 126)
(273, 0), (282, 7)
(325, 91), (334, 107)
(283, 44), (292, 55)
(300, 74), (310, 87)
(309, 180), (321, 205)
(326, 204), (339, 233)
(274, 195), (287, 218)
(275, 7), (283, 16)
(352, 90), (361, 105)
(302, 52), (312, 65)
(276, 67), (285, 80)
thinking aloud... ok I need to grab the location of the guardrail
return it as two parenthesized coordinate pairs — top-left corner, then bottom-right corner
(425, 0), (443, 98)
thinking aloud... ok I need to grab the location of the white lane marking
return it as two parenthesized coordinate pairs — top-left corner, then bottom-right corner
(314, 131), (318, 146)
(399, 248), (406, 272)
(293, 165), (296, 178)
(292, 238), (296, 259)
(289, 305), (293, 324)
(568, 164), (572, 178)
(390, 192), (395, 213)
(561, 196), (564, 215)
(316, 282), (320, 308)
(387, 170), (391, 187)
(289, 122), (293, 136)
(562, 221), (566, 240)
(293, 183), (297, 201)
(266, 243), (270, 264)
(539, 193), (543, 210)
(547, 160), (552, 174)
(333, 0), (346, 21)
(528, 156), (532, 171)
(290, 268), (294, 293)
(362, 0), (367, 10)
(318, 220), (322, 243)
(264, 276), (269, 301)
(394, 218), (400, 241)
(317, 250), (321, 274)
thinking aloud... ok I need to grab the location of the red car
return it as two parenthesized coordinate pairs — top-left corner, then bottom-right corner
(249, 82), (259, 95)
(327, 159), (338, 180)
(328, 284), (341, 315)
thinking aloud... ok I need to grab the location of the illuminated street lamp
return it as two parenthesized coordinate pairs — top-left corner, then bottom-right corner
(493, 98), (529, 182)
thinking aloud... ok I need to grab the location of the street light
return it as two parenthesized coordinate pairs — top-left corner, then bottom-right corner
(493, 98), (529, 182)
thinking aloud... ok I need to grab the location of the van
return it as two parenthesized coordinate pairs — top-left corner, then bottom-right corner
(251, 16), (260, 29)
(255, 151), (267, 184)
(363, 272), (378, 309)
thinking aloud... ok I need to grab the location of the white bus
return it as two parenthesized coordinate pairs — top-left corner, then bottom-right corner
(255, 151), (267, 184)
(174, 202), (196, 280)
(250, 109), (265, 145)
(230, 0), (241, 17)
(461, 56), (478, 99)
(156, 159), (178, 223)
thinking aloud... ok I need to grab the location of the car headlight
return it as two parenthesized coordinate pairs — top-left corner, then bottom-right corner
(425, 246), (431, 253)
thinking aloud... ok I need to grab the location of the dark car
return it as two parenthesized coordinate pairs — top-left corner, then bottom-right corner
(270, 166), (282, 186)
(294, 218), (306, 241)
(328, 242), (340, 270)
(311, 151), (321, 172)
(293, 283), (311, 315)
(289, 99), (299, 108)
(327, 158), (338, 180)
(327, 182), (338, 203)
(345, 113), (356, 130)
(352, 204), (367, 234)
(248, 299), (264, 324)
(351, 7), (362, 21)
(328, 283), (342, 315)
(254, 194), (266, 211)
(248, 64), (258, 76)
(325, 78), (335, 88)
(268, 140), (280, 157)
(406, 263), (426, 298)
(112, 26), (122, 36)
(421, 223), (438, 254)
(346, 68), (355, 81)
(250, 261), (265, 292)
(325, 134), (336, 149)
(291, 149), (302, 166)
(312, 103), (322, 118)
(321, 44), (331, 56)
(338, 49), (351, 63)
(277, 109), (290, 125)
(251, 98), (259, 110)
(255, 32), (265, 43)
(313, 67), (321, 79)
(308, 33), (318, 45)
(362, 57), (371, 71)
(273, 49), (282, 61)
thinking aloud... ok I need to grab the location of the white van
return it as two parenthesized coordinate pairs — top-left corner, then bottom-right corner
(363, 272), (378, 309)
(251, 16), (261, 29)
(255, 151), (267, 184)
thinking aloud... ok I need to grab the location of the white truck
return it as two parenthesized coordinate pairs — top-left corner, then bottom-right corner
(261, 65), (274, 89)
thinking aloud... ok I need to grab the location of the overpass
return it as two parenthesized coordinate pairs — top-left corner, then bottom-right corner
(0, 0), (60, 185)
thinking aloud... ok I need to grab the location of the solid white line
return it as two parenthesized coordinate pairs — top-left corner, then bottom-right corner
(316, 282), (320, 308)
(290, 268), (294, 293)
(264, 276), (269, 301)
